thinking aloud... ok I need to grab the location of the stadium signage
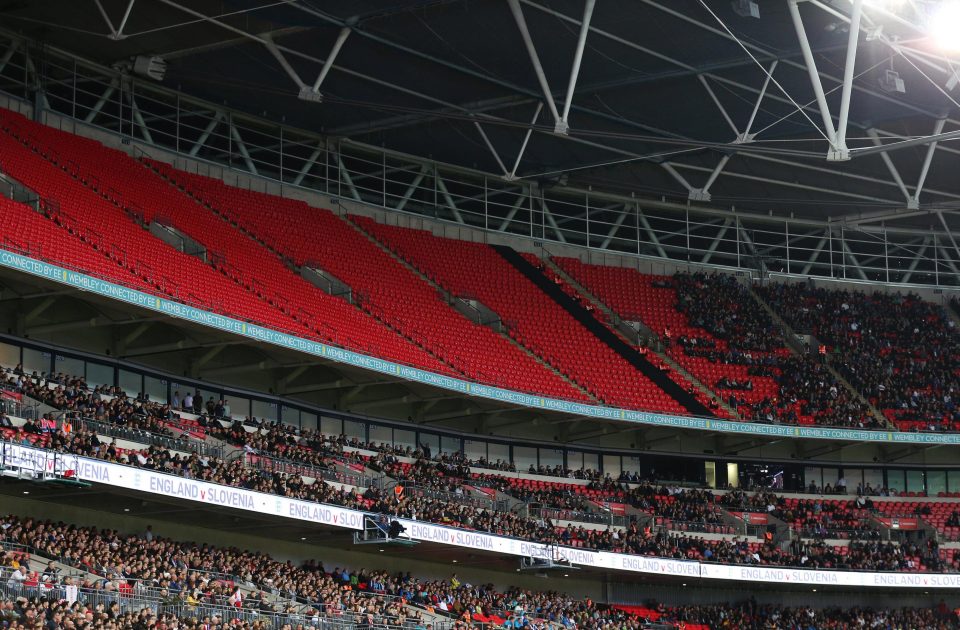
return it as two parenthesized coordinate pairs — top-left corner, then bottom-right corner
(0, 442), (366, 530)
(3, 250), (960, 445)
(1, 441), (958, 588)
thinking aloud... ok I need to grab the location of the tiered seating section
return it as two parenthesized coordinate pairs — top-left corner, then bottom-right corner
(760, 283), (960, 432)
(7, 362), (960, 576)
(554, 260), (885, 429)
(143, 161), (586, 401)
(351, 217), (690, 414)
(2, 106), (960, 435)
(3, 516), (955, 630)
(0, 110), (452, 376)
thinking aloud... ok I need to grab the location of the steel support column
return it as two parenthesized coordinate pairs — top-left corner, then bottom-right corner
(913, 118), (947, 207)
(509, 102), (543, 180)
(292, 141), (325, 187)
(637, 209), (667, 259)
(835, 0), (864, 153)
(0, 40), (19, 75)
(557, 0), (596, 133)
(497, 193), (529, 231)
(113, 0), (138, 40)
(599, 206), (630, 249)
(188, 111), (223, 157)
(473, 120), (510, 176)
(867, 129), (912, 203)
(787, 0), (839, 152)
(698, 75), (739, 138)
(506, 0), (562, 131)
(394, 166), (429, 212)
(312, 27), (351, 92)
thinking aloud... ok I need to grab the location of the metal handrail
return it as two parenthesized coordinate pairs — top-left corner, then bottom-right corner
(244, 451), (371, 488)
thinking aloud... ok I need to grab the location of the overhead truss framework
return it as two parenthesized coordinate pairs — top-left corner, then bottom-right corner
(3, 0), (960, 290)
(53, 0), (960, 212)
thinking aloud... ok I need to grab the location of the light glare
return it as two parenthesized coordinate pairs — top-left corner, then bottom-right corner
(932, 2), (960, 52)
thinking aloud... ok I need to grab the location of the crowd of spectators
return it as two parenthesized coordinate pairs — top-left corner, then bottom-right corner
(0, 515), (433, 628)
(622, 599), (960, 629)
(4, 514), (960, 630)
(15, 425), (960, 574)
(760, 283), (960, 432)
(670, 274), (885, 430)
(8, 364), (960, 575)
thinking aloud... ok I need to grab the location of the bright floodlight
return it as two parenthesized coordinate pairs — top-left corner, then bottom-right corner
(931, 2), (960, 52)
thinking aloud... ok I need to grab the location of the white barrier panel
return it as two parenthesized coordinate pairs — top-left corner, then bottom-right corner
(0, 443), (365, 530)
(700, 562), (960, 588)
(3, 442), (960, 588)
(397, 519), (701, 578)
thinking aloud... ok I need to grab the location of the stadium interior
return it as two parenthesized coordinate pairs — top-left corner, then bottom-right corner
(2, 0), (960, 628)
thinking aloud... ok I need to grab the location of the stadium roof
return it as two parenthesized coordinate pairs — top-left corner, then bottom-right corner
(3, 0), (960, 231)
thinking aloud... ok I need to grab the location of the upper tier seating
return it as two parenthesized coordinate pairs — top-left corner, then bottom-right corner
(142, 162), (587, 401)
(555, 260), (884, 429)
(350, 217), (690, 414)
(759, 282), (960, 432)
(0, 108), (455, 376)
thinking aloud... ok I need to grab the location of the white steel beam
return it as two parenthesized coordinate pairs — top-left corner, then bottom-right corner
(936, 211), (960, 266)
(840, 239), (870, 281)
(835, 0), (864, 154)
(669, 161), (893, 204)
(124, 90), (153, 144)
(92, 0), (118, 37)
(558, 0), (596, 132)
(698, 75), (739, 138)
(937, 241), (960, 278)
(0, 40), (18, 75)
(83, 77), (118, 123)
(901, 237), (931, 283)
(394, 166), (429, 212)
(113, 0), (137, 40)
(263, 35), (307, 90)
(435, 176), (465, 223)
(913, 118), (947, 206)
(867, 129), (911, 204)
(336, 153), (362, 201)
(786, 0), (839, 155)
(637, 210), (667, 259)
(508, 102), (543, 180)
(599, 206), (630, 249)
(188, 111), (223, 157)
(660, 163), (695, 193)
(736, 222), (767, 273)
(741, 60), (777, 142)
(292, 141), (325, 187)
(228, 122), (258, 175)
(312, 27), (351, 92)
(801, 234), (829, 275)
(506, 0), (563, 132)
(497, 194), (528, 232)
(700, 218), (733, 264)
(540, 199), (568, 243)
(689, 154), (731, 202)
(473, 121), (510, 177)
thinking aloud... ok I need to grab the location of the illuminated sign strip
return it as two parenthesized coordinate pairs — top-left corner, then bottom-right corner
(2, 250), (959, 445)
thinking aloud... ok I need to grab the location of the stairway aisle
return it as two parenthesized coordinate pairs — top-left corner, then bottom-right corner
(491, 245), (714, 417)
